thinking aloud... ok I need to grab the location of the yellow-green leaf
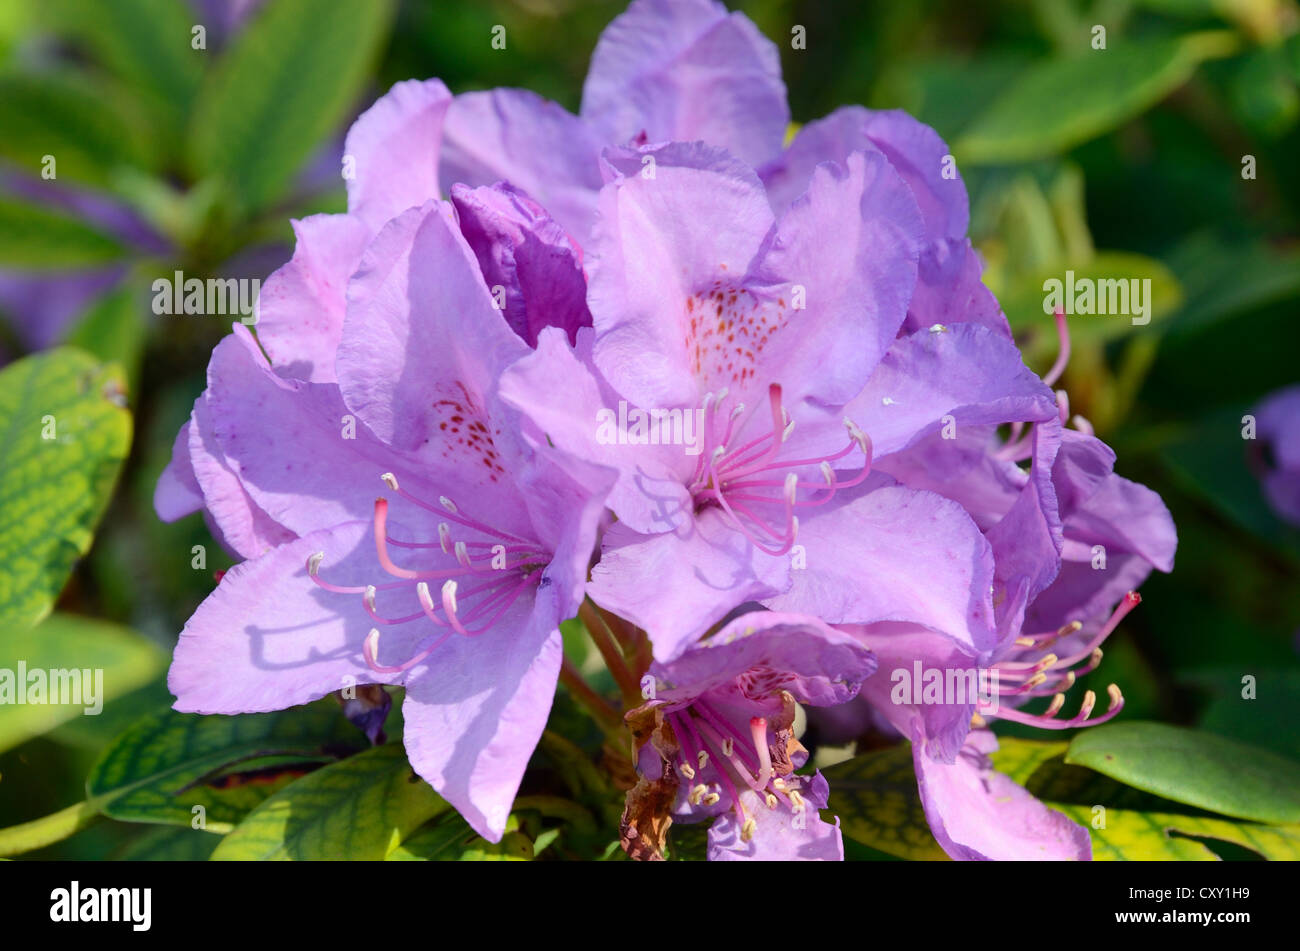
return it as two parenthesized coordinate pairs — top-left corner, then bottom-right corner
(0, 348), (131, 630)
(823, 744), (950, 861)
(210, 744), (447, 860)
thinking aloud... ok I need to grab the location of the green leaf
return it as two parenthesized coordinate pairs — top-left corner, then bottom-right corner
(1162, 233), (1300, 340)
(1066, 721), (1300, 824)
(0, 72), (158, 185)
(41, 0), (203, 144)
(86, 700), (367, 832)
(387, 812), (533, 861)
(1053, 803), (1300, 860)
(116, 825), (220, 861)
(0, 613), (164, 753)
(992, 735), (1300, 859)
(0, 348), (131, 630)
(211, 743), (447, 860)
(955, 32), (1240, 164)
(187, 0), (396, 214)
(0, 199), (125, 269)
(822, 744), (950, 861)
(65, 284), (148, 405)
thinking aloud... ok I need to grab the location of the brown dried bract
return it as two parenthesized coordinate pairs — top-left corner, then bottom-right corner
(619, 702), (682, 861)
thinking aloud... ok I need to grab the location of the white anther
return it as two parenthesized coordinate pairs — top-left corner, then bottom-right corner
(416, 581), (433, 610)
(679, 762), (696, 781)
(772, 778), (786, 790)
(439, 496), (458, 513)
(438, 522), (452, 554)
(697, 750), (709, 770)
(721, 738), (734, 757)
(711, 445), (726, 464)
(701, 792), (720, 807)
(843, 418), (866, 451)
(783, 471), (799, 506)
(820, 461), (834, 486)
(881, 396), (896, 406)
(741, 818), (757, 842)
(364, 585), (377, 613)
(781, 407), (794, 441)
(442, 579), (459, 614)
(381, 472), (400, 490)
(689, 784), (708, 806)
(765, 793), (778, 809)
(454, 540), (471, 567)
(307, 551), (325, 576)
(788, 789), (805, 810)
(929, 323), (948, 334)
(730, 402), (746, 420)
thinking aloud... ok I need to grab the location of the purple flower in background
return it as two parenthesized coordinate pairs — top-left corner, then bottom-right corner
(160, 202), (613, 841)
(1250, 384), (1300, 526)
(622, 611), (875, 861)
(0, 172), (167, 350)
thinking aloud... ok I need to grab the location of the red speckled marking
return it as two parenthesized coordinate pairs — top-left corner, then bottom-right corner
(737, 665), (796, 699)
(684, 278), (791, 390)
(430, 382), (505, 481)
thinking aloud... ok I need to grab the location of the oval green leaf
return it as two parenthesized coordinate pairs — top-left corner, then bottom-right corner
(211, 743), (447, 860)
(0, 348), (131, 630)
(955, 32), (1240, 164)
(87, 700), (367, 831)
(1066, 721), (1300, 824)
(187, 0), (396, 214)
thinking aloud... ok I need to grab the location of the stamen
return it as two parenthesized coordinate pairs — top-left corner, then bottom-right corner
(750, 717), (773, 791)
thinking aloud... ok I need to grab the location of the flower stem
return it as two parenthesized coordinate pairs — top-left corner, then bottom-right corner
(579, 600), (640, 703)
(559, 656), (622, 733)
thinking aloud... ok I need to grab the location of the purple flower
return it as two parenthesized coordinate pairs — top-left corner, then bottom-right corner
(450, 182), (591, 348)
(1251, 384), (1300, 526)
(161, 202), (614, 841)
(838, 591), (1143, 860)
(622, 611), (875, 860)
(500, 141), (945, 660)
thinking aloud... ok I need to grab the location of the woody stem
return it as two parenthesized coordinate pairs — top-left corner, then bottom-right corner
(579, 600), (640, 703)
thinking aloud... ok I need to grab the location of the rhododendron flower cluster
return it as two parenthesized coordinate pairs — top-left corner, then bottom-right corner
(157, 0), (1175, 860)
